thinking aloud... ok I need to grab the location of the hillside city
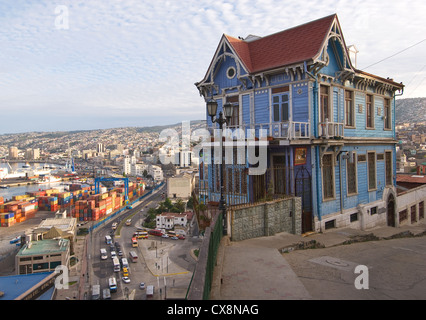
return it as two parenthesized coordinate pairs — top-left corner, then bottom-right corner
(1, 99), (426, 179)
(0, 120), (206, 182)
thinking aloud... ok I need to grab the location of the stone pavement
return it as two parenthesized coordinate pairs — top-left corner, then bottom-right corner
(210, 220), (426, 300)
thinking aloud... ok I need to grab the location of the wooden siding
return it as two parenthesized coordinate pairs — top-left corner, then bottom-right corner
(318, 145), (394, 217)
(254, 90), (269, 124)
(242, 94), (250, 126)
(292, 82), (309, 123)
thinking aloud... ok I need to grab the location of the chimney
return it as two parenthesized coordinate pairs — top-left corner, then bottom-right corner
(348, 45), (359, 68)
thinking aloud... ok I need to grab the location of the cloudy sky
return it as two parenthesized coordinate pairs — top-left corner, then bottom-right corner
(0, 0), (425, 134)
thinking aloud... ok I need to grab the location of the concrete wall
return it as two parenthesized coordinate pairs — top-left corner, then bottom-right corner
(396, 184), (426, 226)
(229, 197), (301, 242)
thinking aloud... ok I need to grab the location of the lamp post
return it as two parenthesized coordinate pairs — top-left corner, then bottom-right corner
(206, 98), (233, 235)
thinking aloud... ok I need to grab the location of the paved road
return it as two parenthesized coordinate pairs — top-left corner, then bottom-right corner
(88, 187), (165, 300)
(284, 236), (426, 299)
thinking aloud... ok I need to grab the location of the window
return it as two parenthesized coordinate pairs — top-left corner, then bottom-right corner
(226, 67), (236, 79)
(345, 90), (354, 127)
(385, 151), (392, 186)
(366, 94), (374, 128)
(320, 85), (330, 122)
(226, 96), (239, 126)
(272, 93), (289, 122)
(384, 98), (391, 130)
(325, 219), (336, 230)
(368, 152), (376, 190)
(322, 154), (335, 200)
(347, 152), (357, 195)
(350, 213), (358, 222)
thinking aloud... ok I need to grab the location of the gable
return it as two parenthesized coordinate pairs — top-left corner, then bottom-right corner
(195, 35), (251, 96)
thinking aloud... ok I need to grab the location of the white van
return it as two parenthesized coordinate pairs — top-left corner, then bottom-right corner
(103, 288), (111, 300)
(100, 248), (108, 260)
(146, 285), (154, 298)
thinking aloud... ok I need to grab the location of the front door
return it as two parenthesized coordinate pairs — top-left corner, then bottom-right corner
(387, 194), (395, 227)
(295, 166), (312, 233)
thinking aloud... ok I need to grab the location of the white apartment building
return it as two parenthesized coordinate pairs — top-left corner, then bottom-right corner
(149, 165), (163, 182)
(156, 212), (188, 230)
(131, 163), (148, 177)
(123, 155), (131, 175)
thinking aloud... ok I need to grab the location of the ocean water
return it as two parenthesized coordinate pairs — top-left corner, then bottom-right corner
(0, 162), (65, 201)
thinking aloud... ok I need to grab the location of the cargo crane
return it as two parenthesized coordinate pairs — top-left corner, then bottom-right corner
(65, 142), (76, 174)
(94, 177), (129, 202)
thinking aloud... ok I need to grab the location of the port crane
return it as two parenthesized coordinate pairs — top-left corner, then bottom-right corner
(94, 177), (129, 202)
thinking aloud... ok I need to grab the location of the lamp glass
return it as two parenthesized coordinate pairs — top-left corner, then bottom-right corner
(207, 99), (218, 117)
(223, 102), (234, 118)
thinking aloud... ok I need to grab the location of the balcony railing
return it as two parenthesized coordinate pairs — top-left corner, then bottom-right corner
(318, 119), (344, 139)
(209, 121), (310, 140)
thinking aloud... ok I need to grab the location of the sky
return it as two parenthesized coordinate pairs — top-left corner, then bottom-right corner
(0, 0), (425, 134)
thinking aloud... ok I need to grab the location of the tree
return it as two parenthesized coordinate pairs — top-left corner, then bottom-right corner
(175, 199), (186, 213)
(187, 196), (194, 209)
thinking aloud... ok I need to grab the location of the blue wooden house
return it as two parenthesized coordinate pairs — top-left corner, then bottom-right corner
(195, 14), (404, 233)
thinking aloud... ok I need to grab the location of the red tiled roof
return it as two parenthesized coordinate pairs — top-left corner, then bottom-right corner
(396, 175), (426, 184)
(226, 14), (336, 74)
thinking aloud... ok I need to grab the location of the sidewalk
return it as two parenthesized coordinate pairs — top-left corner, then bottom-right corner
(138, 238), (190, 277)
(211, 220), (426, 300)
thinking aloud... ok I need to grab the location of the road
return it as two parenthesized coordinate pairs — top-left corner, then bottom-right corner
(87, 186), (164, 300)
(284, 236), (426, 299)
(86, 185), (199, 300)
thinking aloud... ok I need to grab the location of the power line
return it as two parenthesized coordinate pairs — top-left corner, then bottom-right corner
(362, 39), (426, 70)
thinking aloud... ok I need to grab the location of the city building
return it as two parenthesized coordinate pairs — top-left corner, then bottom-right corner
(149, 165), (163, 182)
(0, 272), (57, 300)
(195, 14), (404, 233)
(97, 143), (105, 153)
(15, 239), (70, 275)
(167, 172), (195, 199)
(156, 212), (188, 230)
(8, 146), (18, 159)
(25, 148), (40, 160)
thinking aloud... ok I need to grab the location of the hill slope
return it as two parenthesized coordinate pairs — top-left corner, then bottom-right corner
(396, 98), (426, 124)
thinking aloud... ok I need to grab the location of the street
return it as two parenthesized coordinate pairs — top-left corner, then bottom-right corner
(284, 236), (426, 300)
(86, 186), (200, 300)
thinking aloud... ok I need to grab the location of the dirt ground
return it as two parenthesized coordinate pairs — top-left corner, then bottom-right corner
(0, 210), (59, 276)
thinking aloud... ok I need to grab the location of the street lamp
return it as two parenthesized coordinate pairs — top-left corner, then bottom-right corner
(207, 98), (233, 235)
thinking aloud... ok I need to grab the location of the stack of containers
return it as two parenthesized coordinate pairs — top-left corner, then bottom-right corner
(0, 196), (3, 205)
(38, 196), (58, 212)
(0, 198), (39, 227)
(56, 191), (73, 210)
(27, 190), (47, 197)
(0, 212), (15, 227)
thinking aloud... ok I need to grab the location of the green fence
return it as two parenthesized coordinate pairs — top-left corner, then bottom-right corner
(186, 210), (223, 300)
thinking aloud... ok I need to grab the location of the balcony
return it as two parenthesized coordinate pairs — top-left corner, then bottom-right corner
(209, 121), (310, 140)
(318, 119), (344, 139)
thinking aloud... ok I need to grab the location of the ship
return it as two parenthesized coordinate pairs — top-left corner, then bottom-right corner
(0, 163), (53, 180)
(37, 175), (62, 184)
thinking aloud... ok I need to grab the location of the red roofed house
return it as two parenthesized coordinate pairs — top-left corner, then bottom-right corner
(195, 14), (407, 235)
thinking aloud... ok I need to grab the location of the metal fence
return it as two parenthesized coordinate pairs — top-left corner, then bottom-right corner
(186, 208), (223, 300)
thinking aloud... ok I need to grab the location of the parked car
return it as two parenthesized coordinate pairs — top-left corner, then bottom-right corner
(178, 235), (185, 240)
(161, 234), (169, 238)
(139, 282), (145, 290)
(171, 236), (178, 240)
(122, 277), (130, 284)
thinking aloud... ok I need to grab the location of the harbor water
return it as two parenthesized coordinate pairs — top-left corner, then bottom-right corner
(0, 162), (67, 201)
